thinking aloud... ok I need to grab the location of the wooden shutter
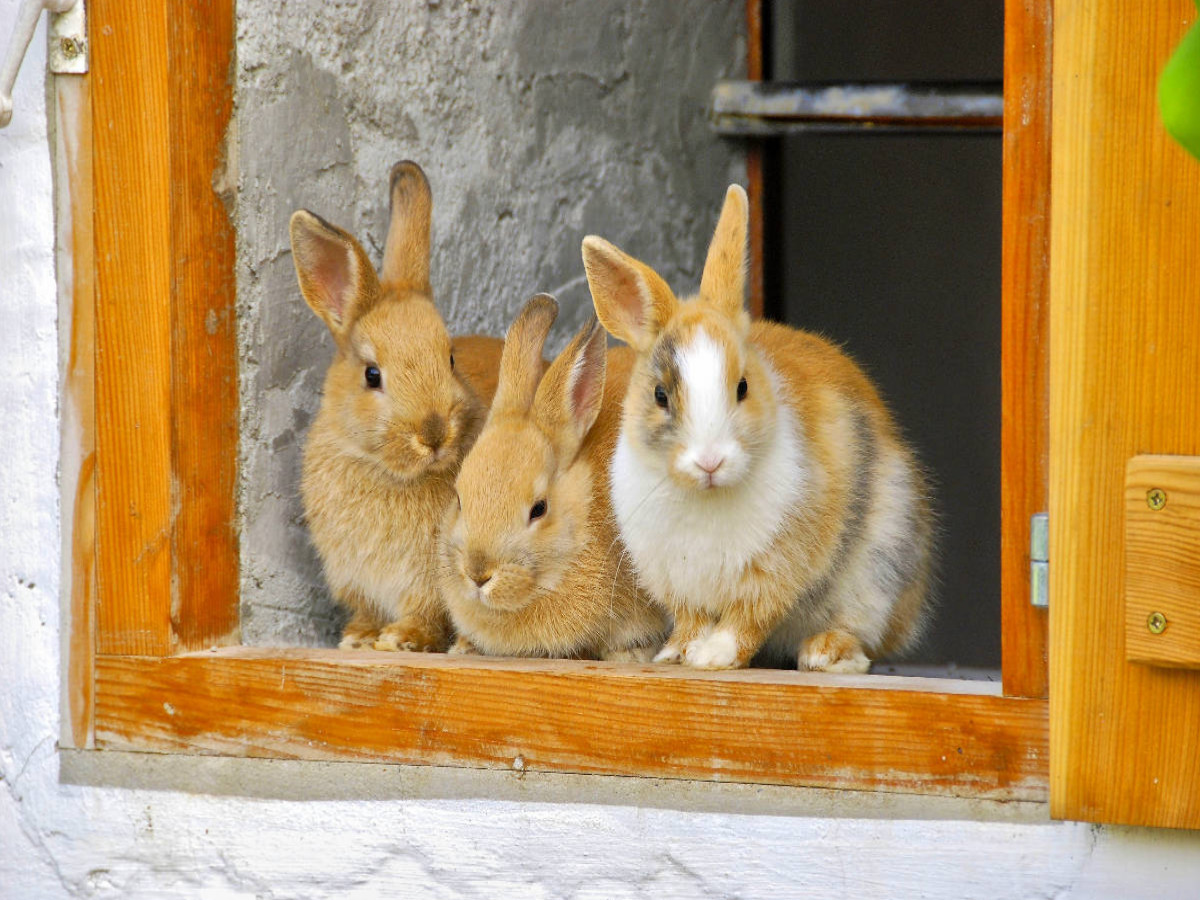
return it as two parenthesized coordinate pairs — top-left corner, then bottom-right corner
(1050, 0), (1200, 828)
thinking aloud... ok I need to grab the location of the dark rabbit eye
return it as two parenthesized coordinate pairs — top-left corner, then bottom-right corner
(449, 353), (455, 370)
(737, 377), (748, 402)
(529, 499), (547, 522)
(654, 384), (669, 409)
(365, 365), (382, 389)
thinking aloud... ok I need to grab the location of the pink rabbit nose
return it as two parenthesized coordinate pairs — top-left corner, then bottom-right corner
(696, 454), (724, 475)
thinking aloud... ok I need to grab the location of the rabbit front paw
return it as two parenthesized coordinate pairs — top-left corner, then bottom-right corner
(447, 635), (481, 655)
(652, 643), (684, 664)
(683, 628), (742, 670)
(799, 630), (870, 674)
(374, 621), (444, 653)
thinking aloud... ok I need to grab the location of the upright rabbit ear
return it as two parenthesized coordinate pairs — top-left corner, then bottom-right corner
(381, 161), (432, 294)
(582, 236), (678, 353)
(290, 210), (381, 339)
(533, 318), (607, 464)
(491, 293), (559, 418)
(699, 184), (749, 319)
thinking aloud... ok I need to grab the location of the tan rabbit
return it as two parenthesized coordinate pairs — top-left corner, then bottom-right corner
(291, 161), (503, 652)
(581, 185), (934, 672)
(439, 293), (668, 660)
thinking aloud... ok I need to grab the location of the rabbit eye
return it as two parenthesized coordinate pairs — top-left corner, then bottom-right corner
(364, 365), (382, 389)
(449, 353), (455, 370)
(529, 499), (548, 522)
(737, 377), (748, 402)
(654, 384), (669, 410)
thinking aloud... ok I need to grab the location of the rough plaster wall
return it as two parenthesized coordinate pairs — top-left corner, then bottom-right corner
(235, 0), (748, 645)
(5, 4), (1200, 897)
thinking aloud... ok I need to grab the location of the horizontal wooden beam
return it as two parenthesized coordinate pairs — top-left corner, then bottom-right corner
(96, 650), (1048, 801)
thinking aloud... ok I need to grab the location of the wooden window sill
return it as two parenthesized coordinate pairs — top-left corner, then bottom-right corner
(94, 648), (1048, 802)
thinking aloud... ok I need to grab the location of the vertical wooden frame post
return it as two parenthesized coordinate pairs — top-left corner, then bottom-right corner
(92, 0), (239, 657)
(1000, 0), (1052, 698)
(1050, 0), (1200, 828)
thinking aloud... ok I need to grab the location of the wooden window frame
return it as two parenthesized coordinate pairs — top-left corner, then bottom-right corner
(62, 0), (1051, 803)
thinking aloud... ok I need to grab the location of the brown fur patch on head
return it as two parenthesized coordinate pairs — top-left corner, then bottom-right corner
(444, 417), (592, 616)
(325, 294), (483, 482)
(623, 295), (775, 491)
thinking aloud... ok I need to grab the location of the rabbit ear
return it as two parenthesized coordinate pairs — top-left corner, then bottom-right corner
(533, 318), (607, 463)
(699, 184), (749, 318)
(381, 161), (432, 294)
(492, 293), (559, 417)
(289, 210), (381, 338)
(582, 236), (678, 353)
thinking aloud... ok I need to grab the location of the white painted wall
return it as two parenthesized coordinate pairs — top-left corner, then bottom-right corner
(3, 3), (1200, 897)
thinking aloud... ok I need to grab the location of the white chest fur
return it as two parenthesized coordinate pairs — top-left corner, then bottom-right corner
(610, 376), (808, 612)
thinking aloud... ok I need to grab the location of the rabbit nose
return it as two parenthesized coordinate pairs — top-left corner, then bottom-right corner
(466, 552), (493, 588)
(696, 454), (724, 474)
(420, 413), (447, 451)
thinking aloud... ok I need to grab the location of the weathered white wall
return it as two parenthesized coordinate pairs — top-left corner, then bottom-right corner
(5, 2), (1200, 897)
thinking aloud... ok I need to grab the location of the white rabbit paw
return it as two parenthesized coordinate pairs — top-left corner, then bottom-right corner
(683, 629), (740, 670)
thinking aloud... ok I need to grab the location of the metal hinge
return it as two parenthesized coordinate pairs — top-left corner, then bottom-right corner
(0, 0), (85, 128)
(1030, 512), (1049, 608)
(48, 0), (87, 75)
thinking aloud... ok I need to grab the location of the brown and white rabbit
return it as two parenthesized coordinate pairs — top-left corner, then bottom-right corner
(290, 161), (503, 652)
(581, 185), (933, 672)
(438, 293), (668, 660)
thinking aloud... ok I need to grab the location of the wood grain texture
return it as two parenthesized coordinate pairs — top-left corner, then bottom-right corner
(91, 0), (239, 654)
(1050, 0), (1200, 828)
(1000, 0), (1051, 699)
(95, 650), (1048, 801)
(166, 0), (239, 649)
(92, 1), (173, 655)
(56, 73), (96, 748)
(746, 0), (765, 319)
(1125, 456), (1200, 669)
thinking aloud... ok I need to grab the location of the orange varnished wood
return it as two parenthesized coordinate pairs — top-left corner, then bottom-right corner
(1000, 0), (1051, 699)
(91, 0), (239, 654)
(95, 650), (1048, 800)
(1124, 456), (1200, 670)
(166, 0), (240, 649)
(57, 73), (96, 748)
(746, 0), (765, 318)
(1050, 0), (1200, 828)
(92, 1), (174, 654)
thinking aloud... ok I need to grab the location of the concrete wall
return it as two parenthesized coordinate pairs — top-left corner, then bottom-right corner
(235, 0), (748, 645)
(6, 3), (1200, 897)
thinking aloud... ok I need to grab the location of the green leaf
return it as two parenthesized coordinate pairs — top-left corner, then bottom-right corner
(1160, 19), (1200, 161)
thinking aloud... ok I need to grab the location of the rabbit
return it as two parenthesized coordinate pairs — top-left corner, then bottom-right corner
(290, 161), (504, 652)
(438, 293), (669, 661)
(581, 184), (934, 672)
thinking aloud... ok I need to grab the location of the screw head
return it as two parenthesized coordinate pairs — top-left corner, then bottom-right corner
(1147, 488), (1167, 511)
(1147, 611), (1168, 635)
(60, 37), (79, 58)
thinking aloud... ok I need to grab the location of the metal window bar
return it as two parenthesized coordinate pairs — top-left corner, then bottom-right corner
(711, 80), (1003, 136)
